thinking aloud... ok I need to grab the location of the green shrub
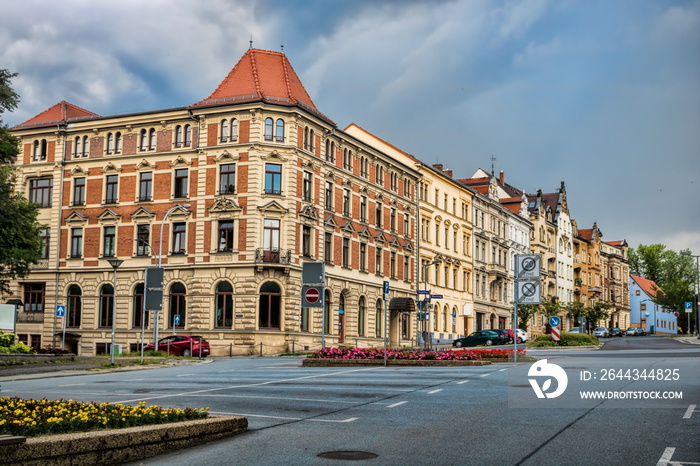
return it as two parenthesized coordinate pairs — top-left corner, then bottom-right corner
(528, 333), (599, 347)
(0, 332), (35, 354)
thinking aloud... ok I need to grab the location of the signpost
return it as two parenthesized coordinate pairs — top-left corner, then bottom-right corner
(55, 305), (67, 350)
(514, 254), (542, 362)
(302, 261), (325, 348)
(383, 281), (389, 367)
(549, 316), (561, 342)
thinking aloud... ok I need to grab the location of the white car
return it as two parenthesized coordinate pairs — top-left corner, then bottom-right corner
(592, 327), (610, 338)
(507, 328), (529, 343)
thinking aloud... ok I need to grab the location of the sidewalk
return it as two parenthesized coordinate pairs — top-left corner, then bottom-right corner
(674, 336), (700, 345)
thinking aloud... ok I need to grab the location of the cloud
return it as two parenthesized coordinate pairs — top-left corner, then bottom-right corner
(654, 4), (700, 43)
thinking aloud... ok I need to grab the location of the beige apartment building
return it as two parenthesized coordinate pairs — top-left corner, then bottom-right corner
(601, 240), (631, 329)
(346, 123), (476, 342)
(6, 49), (424, 355)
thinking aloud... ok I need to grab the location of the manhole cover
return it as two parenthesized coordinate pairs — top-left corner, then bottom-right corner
(318, 451), (379, 461)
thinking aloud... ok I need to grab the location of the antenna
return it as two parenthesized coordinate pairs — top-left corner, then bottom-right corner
(249, 36), (253, 49)
(490, 155), (497, 174)
(281, 43), (284, 53)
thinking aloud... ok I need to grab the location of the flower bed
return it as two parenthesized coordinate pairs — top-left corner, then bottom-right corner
(0, 397), (208, 437)
(308, 347), (527, 361)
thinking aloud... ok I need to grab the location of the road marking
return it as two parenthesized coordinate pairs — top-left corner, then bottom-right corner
(209, 411), (358, 423)
(175, 373), (195, 377)
(112, 367), (382, 404)
(656, 447), (675, 466)
(312, 417), (358, 423)
(58, 383), (85, 387)
(480, 373), (490, 377)
(498, 368), (507, 372)
(683, 404), (697, 419)
(387, 401), (408, 408)
(427, 389), (443, 394)
(456, 380), (470, 385)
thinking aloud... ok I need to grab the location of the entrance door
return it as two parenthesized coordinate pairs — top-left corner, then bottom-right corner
(338, 312), (345, 343)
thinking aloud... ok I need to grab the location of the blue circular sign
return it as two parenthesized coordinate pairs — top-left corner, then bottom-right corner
(549, 316), (561, 327)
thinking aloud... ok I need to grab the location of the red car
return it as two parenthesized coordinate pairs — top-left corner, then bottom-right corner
(143, 335), (210, 357)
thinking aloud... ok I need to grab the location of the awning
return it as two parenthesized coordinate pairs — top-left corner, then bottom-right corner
(389, 297), (416, 312)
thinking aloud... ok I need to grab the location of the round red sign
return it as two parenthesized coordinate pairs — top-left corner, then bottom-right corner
(305, 287), (320, 304)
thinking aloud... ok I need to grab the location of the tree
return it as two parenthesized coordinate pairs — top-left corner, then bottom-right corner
(563, 301), (587, 332)
(586, 302), (612, 328)
(516, 304), (538, 332)
(629, 244), (697, 333)
(0, 70), (43, 295)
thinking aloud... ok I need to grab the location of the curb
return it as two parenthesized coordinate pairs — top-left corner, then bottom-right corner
(0, 415), (247, 466)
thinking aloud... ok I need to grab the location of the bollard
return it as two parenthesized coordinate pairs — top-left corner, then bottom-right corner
(292, 341), (295, 354)
(259, 342), (263, 357)
(230, 343), (232, 357)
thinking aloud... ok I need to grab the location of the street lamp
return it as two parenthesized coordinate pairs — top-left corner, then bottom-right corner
(422, 258), (441, 350)
(107, 258), (124, 365)
(680, 251), (699, 336)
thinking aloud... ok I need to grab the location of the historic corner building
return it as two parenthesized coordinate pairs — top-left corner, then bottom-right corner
(7, 49), (427, 356)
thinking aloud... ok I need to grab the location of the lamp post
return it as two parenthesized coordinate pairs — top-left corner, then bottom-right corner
(155, 204), (190, 348)
(107, 258), (124, 365)
(680, 251), (699, 336)
(422, 259), (441, 350)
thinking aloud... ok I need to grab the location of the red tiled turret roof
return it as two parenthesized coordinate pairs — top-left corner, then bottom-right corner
(12, 100), (100, 129)
(193, 49), (331, 122)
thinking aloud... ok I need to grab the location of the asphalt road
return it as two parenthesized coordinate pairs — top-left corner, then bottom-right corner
(1, 336), (698, 466)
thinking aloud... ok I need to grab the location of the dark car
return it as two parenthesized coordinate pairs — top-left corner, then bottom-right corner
(453, 330), (501, 348)
(610, 327), (623, 337)
(636, 327), (647, 336)
(143, 335), (210, 357)
(483, 329), (512, 344)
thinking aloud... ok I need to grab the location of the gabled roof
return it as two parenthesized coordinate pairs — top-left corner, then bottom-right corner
(193, 48), (332, 122)
(12, 100), (100, 129)
(577, 229), (594, 241)
(630, 275), (660, 298)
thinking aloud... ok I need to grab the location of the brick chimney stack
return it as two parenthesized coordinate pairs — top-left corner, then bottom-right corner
(500, 170), (505, 184)
(432, 163), (443, 172)
(443, 169), (453, 178)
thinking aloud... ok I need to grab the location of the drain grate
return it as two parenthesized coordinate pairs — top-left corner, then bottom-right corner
(318, 451), (379, 461)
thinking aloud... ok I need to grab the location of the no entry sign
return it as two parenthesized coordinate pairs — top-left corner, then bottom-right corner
(302, 285), (324, 308)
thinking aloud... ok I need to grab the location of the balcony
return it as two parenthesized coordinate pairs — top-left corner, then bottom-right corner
(17, 312), (45, 323)
(254, 248), (291, 265)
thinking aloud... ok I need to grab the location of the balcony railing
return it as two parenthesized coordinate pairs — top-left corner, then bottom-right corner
(254, 248), (291, 264)
(17, 311), (45, 323)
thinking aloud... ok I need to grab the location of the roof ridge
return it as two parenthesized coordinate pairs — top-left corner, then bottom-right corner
(248, 49), (263, 99)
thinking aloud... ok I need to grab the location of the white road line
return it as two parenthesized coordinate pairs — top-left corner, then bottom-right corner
(683, 404), (697, 419)
(311, 417), (359, 423)
(498, 368), (507, 372)
(58, 383), (85, 387)
(175, 373), (195, 377)
(387, 401), (408, 408)
(456, 380), (470, 385)
(428, 389), (443, 394)
(656, 447), (675, 466)
(112, 367), (382, 404)
(209, 411), (358, 423)
(480, 373), (490, 377)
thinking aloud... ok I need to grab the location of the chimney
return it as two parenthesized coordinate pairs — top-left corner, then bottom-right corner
(432, 163), (443, 172)
(499, 170), (505, 184)
(443, 169), (453, 178)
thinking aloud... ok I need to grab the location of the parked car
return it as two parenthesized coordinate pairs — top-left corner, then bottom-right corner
(636, 327), (647, 336)
(610, 327), (623, 337)
(505, 328), (530, 343)
(592, 327), (610, 338)
(453, 331), (500, 347)
(143, 335), (210, 357)
(483, 329), (512, 344)
(567, 327), (581, 333)
(625, 327), (639, 336)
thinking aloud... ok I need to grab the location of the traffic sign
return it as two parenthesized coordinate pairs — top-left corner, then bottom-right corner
(55, 305), (66, 317)
(685, 302), (692, 312)
(173, 314), (181, 326)
(551, 326), (561, 341)
(417, 290), (430, 295)
(431, 294), (443, 299)
(516, 280), (541, 304)
(302, 285), (324, 308)
(383, 281), (390, 294)
(305, 287), (320, 303)
(549, 316), (561, 327)
(516, 254), (541, 279)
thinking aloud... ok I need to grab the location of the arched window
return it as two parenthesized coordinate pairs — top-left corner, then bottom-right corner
(259, 281), (281, 329)
(264, 118), (274, 141)
(148, 128), (156, 150)
(99, 284), (114, 328)
(133, 283), (148, 328)
(375, 298), (382, 337)
(106, 133), (114, 154)
(32, 140), (40, 160)
(216, 281), (234, 328)
(304, 127), (309, 150)
(433, 301), (439, 331)
(139, 129), (148, 151)
(443, 304), (448, 332)
(184, 124), (192, 146)
(324, 289), (332, 333)
(230, 118), (238, 141)
(169, 282), (186, 328)
(82, 136), (89, 156)
(67, 285), (81, 328)
(309, 129), (315, 152)
(358, 296), (366, 337)
(275, 119), (284, 142)
(74, 136), (82, 157)
(174, 125), (183, 147)
(115, 132), (123, 153)
(220, 119), (229, 142)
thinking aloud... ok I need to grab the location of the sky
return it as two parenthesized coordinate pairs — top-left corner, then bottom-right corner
(2, 0), (699, 254)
